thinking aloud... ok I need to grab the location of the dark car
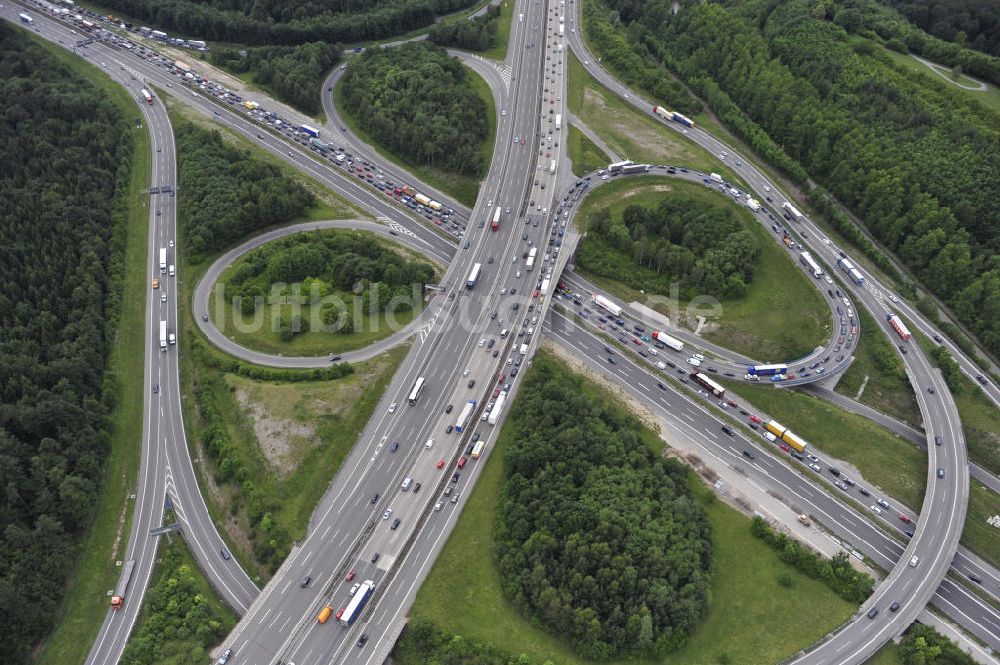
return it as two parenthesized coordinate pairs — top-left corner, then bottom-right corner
(391, 518), (401, 530)
(370, 493), (379, 504)
(390, 441), (399, 453)
(451, 472), (460, 483)
(889, 602), (900, 612)
(220, 547), (231, 560)
(371, 552), (380, 563)
(300, 575), (312, 588)
(867, 607), (879, 619)
(446, 425), (453, 434)
(446, 404), (453, 414)
(357, 634), (369, 647)
(468, 379), (476, 388)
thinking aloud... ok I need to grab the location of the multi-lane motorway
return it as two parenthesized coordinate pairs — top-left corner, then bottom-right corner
(7, 0), (1000, 663)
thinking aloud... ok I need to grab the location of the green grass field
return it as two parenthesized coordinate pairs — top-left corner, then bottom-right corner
(32, 40), (152, 665)
(567, 51), (730, 176)
(573, 176), (830, 361)
(725, 381), (927, 511)
(835, 302), (921, 428)
(953, 375), (1000, 477)
(479, 0), (515, 60)
(333, 59), (494, 208)
(404, 352), (857, 665)
(567, 123), (610, 176)
(963, 482), (1000, 571)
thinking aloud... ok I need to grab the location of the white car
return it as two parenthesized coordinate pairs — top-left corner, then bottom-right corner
(425, 437), (435, 449)
(382, 509), (392, 520)
(478, 338), (485, 347)
(463, 368), (470, 376)
(870, 505), (883, 515)
(601, 175), (609, 180)
(349, 583), (360, 595)
(388, 402), (397, 413)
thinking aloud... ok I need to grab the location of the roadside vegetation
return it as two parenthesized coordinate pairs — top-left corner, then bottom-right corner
(338, 42), (493, 206)
(495, 354), (713, 659)
(880, 0), (1000, 58)
(574, 177), (829, 361)
(567, 124), (610, 175)
(726, 381), (927, 510)
(584, 0), (1000, 364)
(963, 482), (1000, 570)
(121, 531), (236, 665)
(429, 3), (501, 52)
(209, 42), (341, 116)
(566, 51), (725, 175)
(835, 303), (921, 428)
(402, 349), (858, 665)
(90, 0), (480, 46)
(213, 229), (436, 356)
(0, 25), (145, 665)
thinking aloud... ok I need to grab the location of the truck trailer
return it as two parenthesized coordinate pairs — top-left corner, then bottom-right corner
(300, 124), (320, 138)
(886, 313), (911, 342)
(159, 321), (167, 351)
(782, 202), (804, 222)
(159, 247), (167, 273)
(488, 392), (507, 425)
(110, 560), (136, 609)
(592, 294), (622, 318)
(652, 330), (684, 352)
(455, 400), (476, 433)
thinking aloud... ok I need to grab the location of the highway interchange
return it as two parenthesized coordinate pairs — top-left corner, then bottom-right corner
(5, 0), (1000, 663)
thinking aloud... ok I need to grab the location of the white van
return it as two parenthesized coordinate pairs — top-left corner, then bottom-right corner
(168, 264), (175, 276)
(909, 555), (919, 567)
(500, 328), (509, 338)
(687, 357), (702, 367)
(425, 438), (434, 449)
(401, 478), (412, 491)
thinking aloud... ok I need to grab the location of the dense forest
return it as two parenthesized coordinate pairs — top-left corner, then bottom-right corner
(176, 121), (315, 257)
(589, 0), (1000, 357)
(340, 43), (489, 177)
(89, 0), (477, 45)
(210, 42), (341, 115)
(495, 355), (713, 659)
(884, 0), (1000, 56)
(120, 539), (231, 665)
(577, 197), (762, 300)
(225, 230), (435, 334)
(428, 4), (501, 51)
(0, 23), (134, 664)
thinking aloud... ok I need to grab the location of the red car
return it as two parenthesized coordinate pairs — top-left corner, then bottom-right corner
(345, 570), (356, 582)
(899, 514), (911, 524)
(750, 415), (763, 424)
(335, 608), (345, 620)
(632, 338), (642, 346)
(493, 387), (501, 398)
(780, 444), (790, 453)
(457, 456), (468, 469)
(437, 459), (446, 469)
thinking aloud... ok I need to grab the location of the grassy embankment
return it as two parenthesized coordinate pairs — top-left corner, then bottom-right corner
(834, 303), (921, 428)
(567, 123), (611, 176)
(725, 381), (927, 512)
(402, 351), (858, 665)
